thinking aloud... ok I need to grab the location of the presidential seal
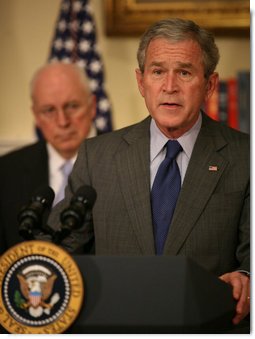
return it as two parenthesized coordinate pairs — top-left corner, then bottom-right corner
(0, 241), (84, 334)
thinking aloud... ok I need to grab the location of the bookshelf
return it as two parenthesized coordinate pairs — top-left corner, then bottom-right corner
(205, 70), (250, 133)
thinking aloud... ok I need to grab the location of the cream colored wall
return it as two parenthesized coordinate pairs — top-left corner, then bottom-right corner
(0, 0), (250, 151)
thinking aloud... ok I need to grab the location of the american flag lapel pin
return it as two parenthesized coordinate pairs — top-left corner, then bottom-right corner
(209, 165), (218, 171)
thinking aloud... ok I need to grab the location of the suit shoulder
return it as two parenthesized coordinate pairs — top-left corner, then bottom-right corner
(0, 141), (47, 167)
(203, 114), (249, 145)
(85, 117), (150, 149)
(218, 122), (249, 146)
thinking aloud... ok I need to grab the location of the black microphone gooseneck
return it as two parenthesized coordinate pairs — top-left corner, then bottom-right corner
(18, 186), (55, 240)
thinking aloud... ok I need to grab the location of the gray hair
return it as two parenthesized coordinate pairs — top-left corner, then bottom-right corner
(137, 18), (220, 78)
(30, 62), (92, 99)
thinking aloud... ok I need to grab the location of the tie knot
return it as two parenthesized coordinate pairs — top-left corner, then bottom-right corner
(61, 160), (73, 178)
(165, 140), (182, 160)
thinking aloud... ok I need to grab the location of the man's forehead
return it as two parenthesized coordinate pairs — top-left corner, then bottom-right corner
(145, 39), (203, 67)
(147, 38), (201, 53)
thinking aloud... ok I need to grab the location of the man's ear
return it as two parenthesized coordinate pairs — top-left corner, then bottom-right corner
(205, 72), (219, 101)
(90, 94), (97, 120)
(135, 68), (145, 97)
(31, 104), (40, 128)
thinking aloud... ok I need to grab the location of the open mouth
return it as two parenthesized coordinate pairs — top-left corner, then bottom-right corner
(161, 102), (181, 108)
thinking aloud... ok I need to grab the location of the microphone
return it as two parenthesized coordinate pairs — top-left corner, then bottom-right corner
(53, 185), (97, 244)
(18, 186), (55, 240)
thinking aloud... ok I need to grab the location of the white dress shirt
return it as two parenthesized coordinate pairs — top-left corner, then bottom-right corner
(47, 124), (97, 205)
(47, 144), (76, 205)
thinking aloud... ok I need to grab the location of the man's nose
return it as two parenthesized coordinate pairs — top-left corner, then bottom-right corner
(55, 109), (70, 126)
(163, 73), (178, 93)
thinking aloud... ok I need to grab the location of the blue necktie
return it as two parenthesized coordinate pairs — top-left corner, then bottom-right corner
(54, 160), (73, 206)
(151, 140), (182, 255)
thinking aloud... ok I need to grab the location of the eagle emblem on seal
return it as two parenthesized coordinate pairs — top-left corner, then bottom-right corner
(16, 264), (60, 318)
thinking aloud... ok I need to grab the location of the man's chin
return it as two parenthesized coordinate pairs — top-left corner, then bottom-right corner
(156, 116), (181, 130)
(54, 143), (78, 158)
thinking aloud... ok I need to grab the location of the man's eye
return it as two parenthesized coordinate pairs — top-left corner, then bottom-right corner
(66, 102), (79, 110)
(42, 107), (55, 114)
(152, 69), (162, 75)
(179, 70), (190, 77)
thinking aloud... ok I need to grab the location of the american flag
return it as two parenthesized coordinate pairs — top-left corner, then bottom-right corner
(48, 0), (113, 134)
(208, 165), (218, 171)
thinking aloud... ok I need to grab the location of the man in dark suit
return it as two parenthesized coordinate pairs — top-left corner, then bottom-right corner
(0, 62), (96, 254)
(47, 19), (250, 327)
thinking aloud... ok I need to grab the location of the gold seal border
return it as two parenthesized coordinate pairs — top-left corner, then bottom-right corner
(0, 240), (84, 334)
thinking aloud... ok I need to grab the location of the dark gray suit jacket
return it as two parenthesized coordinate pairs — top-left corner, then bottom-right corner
(48, 113), (250, 276)
(0, 141), (49, 254)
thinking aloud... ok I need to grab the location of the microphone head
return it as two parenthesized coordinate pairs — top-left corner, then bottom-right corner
(18, 186), (55, 240)
(59, 185), (97, 234)
(73, 185), (97, 209)
(32, 186), (55, 207)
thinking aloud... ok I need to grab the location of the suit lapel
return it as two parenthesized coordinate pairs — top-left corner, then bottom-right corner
(164, 116), (229, 255)
(115, 117), (155, 254)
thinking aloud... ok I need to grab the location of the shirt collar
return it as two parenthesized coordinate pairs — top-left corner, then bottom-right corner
(47, 143), (77, 173)
(150, 112), (202, 161)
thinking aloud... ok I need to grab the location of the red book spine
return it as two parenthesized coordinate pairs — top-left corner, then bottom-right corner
(227, 78), (239, 130)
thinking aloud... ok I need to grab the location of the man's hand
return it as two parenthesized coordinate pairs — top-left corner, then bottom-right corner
(219, 271), (250, 325)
